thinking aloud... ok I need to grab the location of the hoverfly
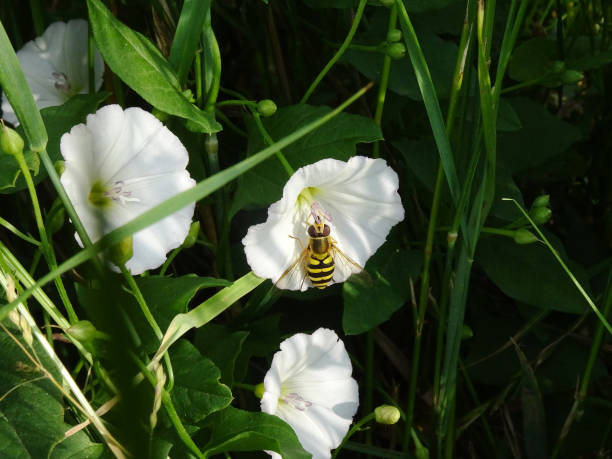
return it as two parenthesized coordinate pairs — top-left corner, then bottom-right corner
(275, 203), (364, 290)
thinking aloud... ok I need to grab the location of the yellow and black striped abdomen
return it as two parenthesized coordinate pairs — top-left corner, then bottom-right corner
(307, 251), (334, 289)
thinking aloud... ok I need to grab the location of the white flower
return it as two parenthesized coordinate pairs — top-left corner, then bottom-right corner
(242, 156), (404, 290)
(60, 104), (196, 274)
(261, 328), (359, 459)
(1, 19), (104, 125)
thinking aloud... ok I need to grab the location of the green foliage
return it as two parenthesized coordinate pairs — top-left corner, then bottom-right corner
(199, 406), (310, 458)
(230, 104), (382, 215)
(86, 0), (220, 133)
(169, 340), (233, 423)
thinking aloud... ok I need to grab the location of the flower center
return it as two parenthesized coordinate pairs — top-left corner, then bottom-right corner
(88, 180), (141, 208)
(296, 187), (319, 212)
(281, 392), (312, 411)
(52, 71), (72, 92)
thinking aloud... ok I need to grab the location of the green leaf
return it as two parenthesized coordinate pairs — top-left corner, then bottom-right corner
(498, 98), (581, 174)
(344, 29), (457, 100)
(229, 104), (382, 216)
(170, 340), (233, 424)
(200, 406), (310, 458)
(476, 234), (589, 314)
(0, 330), (65, 457)
(169, 0), (210, 85)
(49, 429), (105, 458)
(497, 98), (521, 132)
(513, 341), (547, 459)
(194, 323), (249, 386)
(233, 314), (282, 382)
(0, 92), (109, 195)
(403, 0), (461, 12)
(343, 233), (422, 335)
(508, 37), (563, 87)
(130, 275), (230, 352)
(86, 0), (220, 133)
(394, 137), (438, 191)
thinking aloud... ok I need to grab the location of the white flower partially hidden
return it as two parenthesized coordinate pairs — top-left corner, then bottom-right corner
(242, 156), (404, 290)
(261, 328), (359, 459)
(1, 19), (104, 125)
(60, 105), (196, 274)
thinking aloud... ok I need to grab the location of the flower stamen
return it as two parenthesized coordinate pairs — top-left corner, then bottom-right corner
(88, 180), (141, 208)
(281, 392), (312, 411)
(106, 181), (141, 205)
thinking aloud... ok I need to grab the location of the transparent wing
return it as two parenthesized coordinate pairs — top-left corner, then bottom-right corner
(275, 247), (310, 291)
(331, 244), (372, 287)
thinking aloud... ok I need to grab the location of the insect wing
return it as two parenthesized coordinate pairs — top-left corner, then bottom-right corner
(331, 244), (371, 285)
(275, 247), (309, 291)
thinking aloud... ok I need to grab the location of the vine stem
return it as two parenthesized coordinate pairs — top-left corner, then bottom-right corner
(331, 412), (376, 459)
(301, 0), (368, 104)
(9, 133), (78, 323)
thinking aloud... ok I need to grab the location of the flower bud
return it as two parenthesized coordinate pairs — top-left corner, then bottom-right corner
(68, 320), (100, 343)
(461, 324), (473, 340)
(550, 60), (566, 74)
(386, 42), (406, 60)
(0, 122), (25, 157)
(254, 382), (265, 399)
(379, 0), (395, 6)
(532, 194), (550, 208)
(530, 206), (552, 225)
(54, 160), (65, 177)
(561, 69), (583, 85)
(375, 405), (401, 425)
(387, 29), (402, 42)
(47, 207), (65, 235)
(513, 228), (538, 244)
(257, 99), (277, 117)
(182, 221), (200, 248)
(107, 236), (134, 267)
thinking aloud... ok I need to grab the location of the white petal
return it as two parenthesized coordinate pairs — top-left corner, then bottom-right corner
(242, 156), (403, 289)
(1, 20), (104, 125)
(60, 105), (195, 274)
(261, 328), (359, 459)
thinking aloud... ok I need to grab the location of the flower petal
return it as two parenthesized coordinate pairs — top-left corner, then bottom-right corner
(1, 20), (104, 125)
(60, 105), (195, 274)
(243, 156), (403, 289)
(261, 328), (359, 459)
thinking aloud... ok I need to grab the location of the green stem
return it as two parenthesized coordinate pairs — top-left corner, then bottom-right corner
(373, 4), (398, 159)
(301, 0), (368, 104)
(252, 112), (294, 176)
(364, 330), (374, 450)
(28, 0), (45, 36)
(331, 412), (376, 459)
(159, 246), (181, 276)
(0, 216), (40, 246)
(119, 264), (175, 391)
(232, 381), (256, 391)
(13, 149), (78, 323)
(132, 353), (204, 458)
(404, 0), (475, 448)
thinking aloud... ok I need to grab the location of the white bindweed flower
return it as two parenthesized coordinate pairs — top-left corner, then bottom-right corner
(261, 328), (359, 459)
(1, 19), (104, 125)
(242, 156), (404, 290)
(60, 104), (196, 274)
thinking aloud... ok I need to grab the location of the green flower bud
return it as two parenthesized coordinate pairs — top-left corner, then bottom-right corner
(513, 228), (538, 245)
(257, 99), (277, 117)
(561, 69), (584, 85)
(386, 42), (406, 60)
(254, 382), (265, 399)
(375, 405), (401, 425)
(54, 160), (65, 177)
(379, 0), (395, 7)
(48, 207), (65, 235)
(461, 324), (473, 340)
(550, 60), (566, 74)
(532, 194), (550, 208)
(107, 236), (134, 267)
(68, 320), (100, 343)
(182, 221), (200, 248)
(387, 29), (402, 42)
(530, 206), (552, 225)
(0, 122), (25, 157)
